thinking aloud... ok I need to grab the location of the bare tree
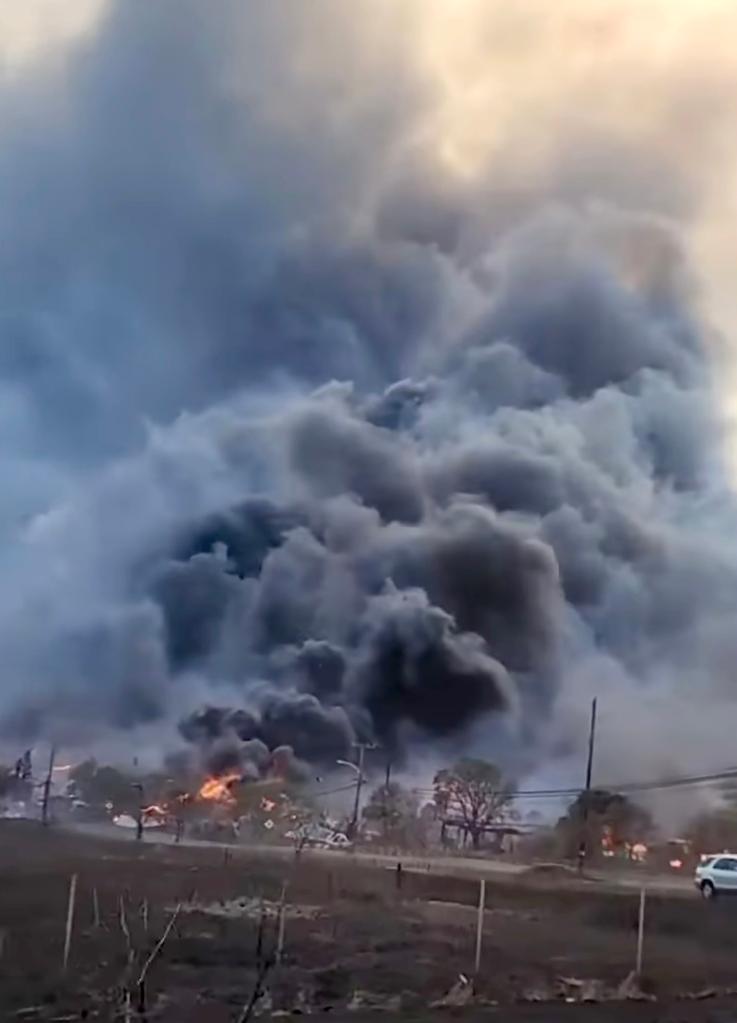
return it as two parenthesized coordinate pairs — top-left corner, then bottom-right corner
(434, 758), (514, 849)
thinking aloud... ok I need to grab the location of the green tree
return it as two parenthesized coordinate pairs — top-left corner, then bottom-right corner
(433, 758), (515, 849)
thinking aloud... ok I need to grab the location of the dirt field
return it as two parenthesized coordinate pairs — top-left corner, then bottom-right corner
(2, 821), (737, 1022)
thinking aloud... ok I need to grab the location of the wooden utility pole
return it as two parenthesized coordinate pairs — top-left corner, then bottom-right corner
(349, 744), (367, 839)
(383, 758), (392, 838)
(41, 745), (56, 826)
(577, 698), (598, 874)
(133, 783), (144, 842)
(345, 742), (379, 839)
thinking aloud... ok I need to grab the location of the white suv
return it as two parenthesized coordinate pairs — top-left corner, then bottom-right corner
(694, 854), (737, 899)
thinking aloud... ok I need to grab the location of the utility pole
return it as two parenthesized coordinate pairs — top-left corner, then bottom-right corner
(41, 745), (56, 826)
(577, 697), (598, 874)
(132, 782), (144, 842)
(338, 742), (377, 840)
(383, 758), (392, 838)
(349, 743), (367, 840)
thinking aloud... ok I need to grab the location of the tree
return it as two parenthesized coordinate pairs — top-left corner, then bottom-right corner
(0, 764), (14, 799)
(69, 759), (138, 813)
(433, 758), (515, 849)
(363, 781), (419, 840)
(686, 807), (737, 855)
(687, 782), (737, 854)
(556, 789), (653, 860)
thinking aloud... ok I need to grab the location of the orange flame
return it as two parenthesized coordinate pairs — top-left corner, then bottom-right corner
(198, 771), (241, 803)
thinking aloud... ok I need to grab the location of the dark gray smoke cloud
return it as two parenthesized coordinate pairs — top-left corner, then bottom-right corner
(2, 1), (737, 790)
(178, 706), (311, 781)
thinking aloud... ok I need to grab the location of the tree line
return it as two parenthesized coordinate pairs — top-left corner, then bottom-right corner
(5, 753), (737, 861)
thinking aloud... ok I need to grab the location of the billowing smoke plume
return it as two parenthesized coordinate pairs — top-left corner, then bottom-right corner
(2, 1), (737, 791)
(178, 706), (311, 783)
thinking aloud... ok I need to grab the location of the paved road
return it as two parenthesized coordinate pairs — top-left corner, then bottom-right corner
(69, 821), (524, 874)
(67, 822), (694, 895)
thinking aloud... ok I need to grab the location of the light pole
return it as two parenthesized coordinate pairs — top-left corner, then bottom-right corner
(336, 758), (362, 839)
(337, 743), (377, 840)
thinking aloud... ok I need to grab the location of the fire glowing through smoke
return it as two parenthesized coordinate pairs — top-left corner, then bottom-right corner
(197, 772), (241, 804)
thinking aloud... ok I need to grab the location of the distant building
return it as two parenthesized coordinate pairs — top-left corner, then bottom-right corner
(440, 817), (532, 853)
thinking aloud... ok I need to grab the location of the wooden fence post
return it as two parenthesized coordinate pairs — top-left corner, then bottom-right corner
(63, 874), (78, 973)
(474, 879), (486, 974)
(635, 887), (646, 975)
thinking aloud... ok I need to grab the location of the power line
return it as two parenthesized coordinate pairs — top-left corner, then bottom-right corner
(304, 781), (356, 798)
(408, 765), (737, 800)
(615, 767), (737, 795)
(170, 766), (737, 805)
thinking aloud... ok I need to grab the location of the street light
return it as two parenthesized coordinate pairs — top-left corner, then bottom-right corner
(336, 744), (379, 839)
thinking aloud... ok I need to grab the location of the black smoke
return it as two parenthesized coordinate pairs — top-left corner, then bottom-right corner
(178, 702), (342, 781)
(2, 2), (737, 788)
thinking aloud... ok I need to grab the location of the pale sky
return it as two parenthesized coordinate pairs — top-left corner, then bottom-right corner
(0, 0), (106, 73)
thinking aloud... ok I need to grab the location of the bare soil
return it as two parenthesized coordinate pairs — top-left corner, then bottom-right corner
(2, 821), (737, 1022)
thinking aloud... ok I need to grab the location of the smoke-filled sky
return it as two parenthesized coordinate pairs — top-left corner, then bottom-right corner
(3, 0), (737, 793)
